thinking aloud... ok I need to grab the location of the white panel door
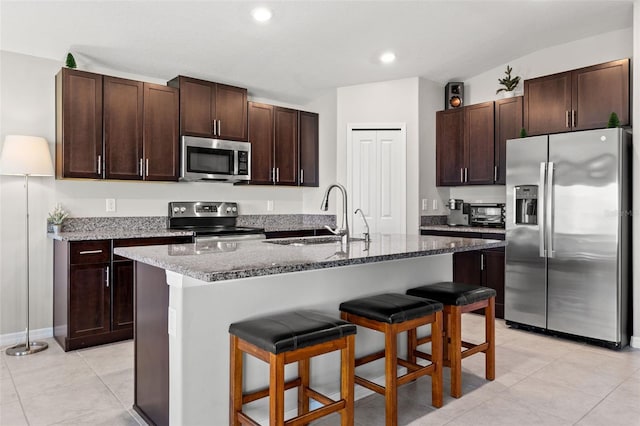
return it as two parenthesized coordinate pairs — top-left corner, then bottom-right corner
(350, 129), (405, 236)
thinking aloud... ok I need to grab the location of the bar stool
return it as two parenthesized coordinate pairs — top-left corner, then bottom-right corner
(406, 282), (496, 398)
(229, 310), (357, 426)
(339, 293), (443, 426)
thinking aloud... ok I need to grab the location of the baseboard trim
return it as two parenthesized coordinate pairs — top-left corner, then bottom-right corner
(0, 327), (53, 347)
(631, 335), (640, 349)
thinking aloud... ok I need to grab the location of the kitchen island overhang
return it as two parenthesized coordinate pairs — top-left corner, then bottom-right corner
(115, 234), (506, 425)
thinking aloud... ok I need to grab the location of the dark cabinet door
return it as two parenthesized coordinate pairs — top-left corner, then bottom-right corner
(177, 76), (216, 137)
(215, 83), (248, 141)
(572, 59), (629, 131)
(103, 76), (144, 180)
(56, 68), (103, 179)
(299, 111), (319, 187)
(494, 96), (523, 184)
(453, 250), (483, 285)
(436, 108), (465, 186)
(524, 71), (572, 136)
(465, 102), (494, 184)
(143, 83), (179, 181)
(69, 263), (110, 338)
(112, 260), (134, 331)
(274, 107), (298, 185)
(248, 102), (274, 184)
(483, 248), (505, 319)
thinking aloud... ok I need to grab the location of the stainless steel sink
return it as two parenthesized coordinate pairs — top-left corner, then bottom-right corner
(264, 236), (365, 246)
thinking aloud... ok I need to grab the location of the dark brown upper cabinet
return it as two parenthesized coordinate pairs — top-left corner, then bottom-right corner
(436, 102), (495, 186)
(524, 59), (629, 136)
(273, 106), (298, 186)
(436, 108), (465, 186)
(299, 111), (319, 187)
(465, 101), (495, 185)
(103, 76), (144, 180)
(248, 101), (274, 184)
(143, 83), (180, 181)
(56, 68), (103, 179)
(494, 96), (523, 185)
(168, 76), (248, 141)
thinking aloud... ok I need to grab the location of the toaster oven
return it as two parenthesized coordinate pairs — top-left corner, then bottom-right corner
(469, 203), (505, 228)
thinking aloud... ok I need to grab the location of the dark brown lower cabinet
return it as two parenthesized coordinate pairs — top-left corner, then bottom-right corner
(453, 248), (505, 319)
(54, 236), (191, 351)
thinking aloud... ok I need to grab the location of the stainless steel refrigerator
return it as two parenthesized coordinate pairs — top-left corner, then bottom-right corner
(505, 128), (631, 348)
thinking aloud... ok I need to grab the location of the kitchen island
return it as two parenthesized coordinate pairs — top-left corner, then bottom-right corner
(114, 234), (506, 425)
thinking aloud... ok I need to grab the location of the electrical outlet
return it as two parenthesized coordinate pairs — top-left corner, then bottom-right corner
(267, 200), (274, 211)
(421, 199), (428, 211)
(106, 198), (116, 212)
(432, 199), (438, 211)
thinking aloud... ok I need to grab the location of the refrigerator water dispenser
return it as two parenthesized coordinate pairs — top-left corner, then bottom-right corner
(514, 185), (538, 225)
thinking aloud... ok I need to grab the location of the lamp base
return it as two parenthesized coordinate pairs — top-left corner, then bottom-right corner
(5, 341), (48, 356)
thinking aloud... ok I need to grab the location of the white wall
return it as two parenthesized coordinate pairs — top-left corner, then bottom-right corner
(336, 77), (421, 233)
(450, 27), (633, 204)
(0, 51), (336, 336)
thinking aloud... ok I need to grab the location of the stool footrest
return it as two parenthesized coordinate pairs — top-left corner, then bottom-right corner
(354, 375), (386, 395)
(413, 349), (433, 361)
(355, 349), (385, 367)
(304, 387), (335, 406)
(286, 400), (346, 426)
(237, 411), (261, 426)
(416, 335), (433, 346)
(242, 377), (302, 404)
(397, 364), (436, 386)
(461, 341), (489, 359)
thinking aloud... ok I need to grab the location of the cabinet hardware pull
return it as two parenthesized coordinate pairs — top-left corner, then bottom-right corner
(566, 111), (570, 128)
(460, 168), (464, 183)
(272, 167), (275, 183)
(79, 250), (102, 255)
(139, 158), (143, 177)
(218, 120), (221, 136)
(212, 120), (216, 136)
(97, 155), (102, 175)
(494, 166), (498, 182)
(300, 169), (304, 184)
(480, 253), (484, 271)
(572, 110), (576, 128)
(145, 159), (149, 177)
(276, 168), (280, 182)
(105, 266), (110, 288)
(464, 167), (468, 183)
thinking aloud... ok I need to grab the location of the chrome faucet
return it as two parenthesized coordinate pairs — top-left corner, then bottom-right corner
(321, 183), (350, 245)
(354, 208), (370, 243)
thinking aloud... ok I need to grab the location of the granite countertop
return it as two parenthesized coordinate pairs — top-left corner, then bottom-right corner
(420, 225), (506, 234)
(48, 229), (194, 241)
(114, 234), (507, 282)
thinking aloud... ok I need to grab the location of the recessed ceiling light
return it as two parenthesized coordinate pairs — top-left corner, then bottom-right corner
(379, 52), (396, 64)
(252, 7), (272, 22)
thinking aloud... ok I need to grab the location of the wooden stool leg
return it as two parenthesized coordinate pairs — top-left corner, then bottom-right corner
(298, 357), (310, 421)
(431, 311), (443, 408)
(341, 334), (355, 426)
(269, 353), (286, 426)
(229, 335), (243, 426)
(485, 297), (496, 381)
(407, 327), (417, 365)
(449, 306), (462, 398)
(384, 324), (398, 426)
(442, 309), (450, 365)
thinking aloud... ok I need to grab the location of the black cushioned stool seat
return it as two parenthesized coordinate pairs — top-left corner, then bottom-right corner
(406, 282), (496, 398)
(339, 293), (443, 426)
(229, 310), (356, 426)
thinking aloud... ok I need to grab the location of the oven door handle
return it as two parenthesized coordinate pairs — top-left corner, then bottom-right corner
(194, 233), (266, 243)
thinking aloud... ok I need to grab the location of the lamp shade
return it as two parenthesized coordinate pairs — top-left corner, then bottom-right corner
(0, 135), (54, 176)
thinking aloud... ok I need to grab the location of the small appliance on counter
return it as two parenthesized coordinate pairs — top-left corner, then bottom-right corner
(447, 199), (470, 226)
(167, 201), (265, 242)
(469, 203), (505, 228)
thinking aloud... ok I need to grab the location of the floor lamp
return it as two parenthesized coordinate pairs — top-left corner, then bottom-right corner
(0, 135), (54, 356)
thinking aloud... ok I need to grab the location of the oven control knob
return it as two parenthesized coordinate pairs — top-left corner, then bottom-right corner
(226, 207), (232, 213)
(180, 207), (186, 213)
(231, 207), (237, 212)
(173, 207), (180, 213)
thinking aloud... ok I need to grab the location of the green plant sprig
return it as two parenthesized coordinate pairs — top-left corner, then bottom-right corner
(48, 204), (69, 225)
(496, 65), (520, 94)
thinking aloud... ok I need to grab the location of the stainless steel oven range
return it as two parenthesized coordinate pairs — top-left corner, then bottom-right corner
(167, 201), (265, 243)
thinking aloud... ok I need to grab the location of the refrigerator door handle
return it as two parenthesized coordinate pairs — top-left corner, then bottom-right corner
(547, 162), (555, 258)
(539, 162), (547, 257)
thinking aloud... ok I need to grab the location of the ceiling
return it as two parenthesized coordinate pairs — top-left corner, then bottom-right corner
(0, 1), (633, 105)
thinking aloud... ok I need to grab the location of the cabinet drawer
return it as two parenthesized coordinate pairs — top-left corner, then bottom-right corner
(70, 241), (111, 265)
(113, 236), (193, 260)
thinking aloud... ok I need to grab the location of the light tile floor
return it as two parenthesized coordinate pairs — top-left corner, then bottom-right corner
(1, 316), (639, 425)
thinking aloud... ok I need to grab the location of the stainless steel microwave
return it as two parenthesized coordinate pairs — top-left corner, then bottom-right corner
(180, 136), (251, 182)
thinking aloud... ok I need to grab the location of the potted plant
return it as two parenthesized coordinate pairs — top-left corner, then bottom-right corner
(48, 204), (69, 234)
(496, 65), (521, 98)
(607, 112), (620, 128)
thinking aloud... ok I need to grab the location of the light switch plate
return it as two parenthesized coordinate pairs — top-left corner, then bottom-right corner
(432, 199), (438, 211)
(106, 198), (116, 212)
(421, 199), (428, 211)
(267, 200), (274, 211)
